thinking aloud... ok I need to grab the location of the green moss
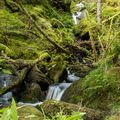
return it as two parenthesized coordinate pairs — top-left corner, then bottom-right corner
(37, 100), (103, 120)
(0, 9), (24, 29)
(17, 105), (43, 120)
(0, 1), (5, 8)
(105, 112), (120, 120)
(62, 57), (120, 111)
(48, 57), (66, 83)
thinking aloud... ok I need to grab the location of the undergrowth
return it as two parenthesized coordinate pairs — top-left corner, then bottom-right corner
(44, 111), (85, 120)
(0, 98), (85, 120)
(0, 98), (18, 120)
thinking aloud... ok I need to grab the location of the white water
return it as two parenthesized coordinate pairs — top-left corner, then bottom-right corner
(2, 81), (12, 102)
(67, 69), (80, 82)
(72, 14), (78, 25)
(46, 69), (80, 100)
(72, 2), (86, 24)
(46, 83), (72, 100)
(0, 74), (12, 104)
(18, 101), (43, 107)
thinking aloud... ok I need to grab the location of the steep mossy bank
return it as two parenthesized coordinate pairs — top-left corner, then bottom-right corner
(0, 0), (74, 60)
(62, 57), (120, 110)
(62, 0), (120, 115)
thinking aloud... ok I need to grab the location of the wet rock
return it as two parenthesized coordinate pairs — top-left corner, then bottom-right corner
(19, 65), (49, 102)
(37, 100), (103, 120)
(26, 65), (49, 91)
(20, 82), (45, 102)
(61, 80), (81, 103)
(18, 105), (43, 120)
(48, 61), (67, 83)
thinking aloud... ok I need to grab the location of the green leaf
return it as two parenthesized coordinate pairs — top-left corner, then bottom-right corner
(10, 98), (18, 120)
(1, 108), (11, 120)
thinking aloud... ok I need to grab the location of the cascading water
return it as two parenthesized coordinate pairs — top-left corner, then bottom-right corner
(46, 69), (80, 100)
(46, 83), (72, 100)
(18, 101), (43, 107)
(72, 2), (87, 24)
(67, 69), (80, 82)
(0, 73), (12, 104)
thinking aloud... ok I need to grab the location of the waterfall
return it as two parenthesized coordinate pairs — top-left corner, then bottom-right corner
(67, 69), (80, 82)
(46, 69), (80, 100)
(72, 2), (86, 24)
(72, 14), (78, 25)
(0, 73), (12, 104)
(46, 83), (72, 100)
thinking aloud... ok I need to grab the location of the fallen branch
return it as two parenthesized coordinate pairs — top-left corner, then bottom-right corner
(15, 0), (69, 54)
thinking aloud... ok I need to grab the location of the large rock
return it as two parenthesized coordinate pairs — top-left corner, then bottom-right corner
(61, 80), (81, 104)
(47, 60), (67, 83)
(37, 100), (104, 120)
(20, 82), (45, 102)
(27, 65), (49, 91)
(17, 105), (43, 120)
(17, 65), (49, 102)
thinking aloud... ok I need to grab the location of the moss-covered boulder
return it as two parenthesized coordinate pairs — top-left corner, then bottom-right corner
(20, 82), (45, 102)
(19, 65), (49, 102)
(17, 105), (43, 120)
(27, 65), (49, 91)
(37, 100), (103, 120)
(47, 60), (67, 83)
